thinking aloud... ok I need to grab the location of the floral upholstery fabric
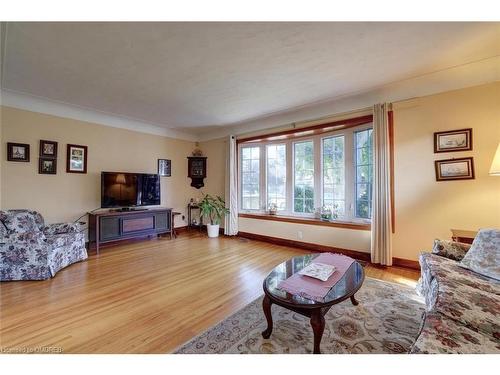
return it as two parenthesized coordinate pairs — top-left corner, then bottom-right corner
(460, 229), (500, 281)
(43, 222), (80, 236)
(1, 210), (42, 234)
(418, 252), (500, 298)
(1, 222), (10, 238)
(413, 242), (500, 354)
(431, 239), (470, 261)
(431, 280), (500, 338)
(411, 313), (500, 354)
(0, 210), (88, 281)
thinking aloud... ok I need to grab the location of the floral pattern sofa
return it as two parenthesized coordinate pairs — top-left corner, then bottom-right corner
(411, 234), (500, 353)
(0, 209), (88, 281)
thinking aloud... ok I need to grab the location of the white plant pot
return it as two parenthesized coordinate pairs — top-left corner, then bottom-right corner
(207, 224), (220, 238)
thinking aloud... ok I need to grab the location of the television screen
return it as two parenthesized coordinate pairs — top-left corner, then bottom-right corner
(101, 172), (160, 208)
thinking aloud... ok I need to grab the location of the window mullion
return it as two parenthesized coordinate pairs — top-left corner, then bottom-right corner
(260, 144), (266, 211)
(313, 137), (321, 214)
(286, 140), (293, 215)
(345, 131), (355, 221)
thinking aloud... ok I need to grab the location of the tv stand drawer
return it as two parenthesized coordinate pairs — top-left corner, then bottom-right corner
(122, 216), (155, 233)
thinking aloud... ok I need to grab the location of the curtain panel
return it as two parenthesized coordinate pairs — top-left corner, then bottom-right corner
(371, 103), (393, 265)
(224, 135), (238, 235)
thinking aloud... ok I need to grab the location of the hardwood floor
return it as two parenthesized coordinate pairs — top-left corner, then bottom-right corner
(0, 231), (420, 353)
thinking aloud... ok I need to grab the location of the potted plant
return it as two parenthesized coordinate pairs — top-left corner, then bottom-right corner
(268, 203), (278, 215)
(199, 194), (229, 238)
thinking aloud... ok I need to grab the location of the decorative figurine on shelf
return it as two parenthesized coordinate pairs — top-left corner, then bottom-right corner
(268, 203), (278, 215)
(191, 142), (203, 157)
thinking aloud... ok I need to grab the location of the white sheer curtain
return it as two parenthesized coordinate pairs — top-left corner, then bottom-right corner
(224, 135), (239, 235)
(371, 103), (393, 265)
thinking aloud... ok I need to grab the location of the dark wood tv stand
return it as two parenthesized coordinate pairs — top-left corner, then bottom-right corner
(88, 208), (172, 253)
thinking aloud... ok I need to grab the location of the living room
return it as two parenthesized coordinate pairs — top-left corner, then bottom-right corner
(1, 2), (499, 374)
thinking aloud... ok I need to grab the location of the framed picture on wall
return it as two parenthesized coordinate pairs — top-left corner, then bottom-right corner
(435, 157), (475, 181)
(7, 142), (30, 162)
(158, 159), (171, 177)
(39, 157), (57, 174)
(66, 144), (88, 173)
(434, 128), (472, 153)
(40, 140), (58, 158)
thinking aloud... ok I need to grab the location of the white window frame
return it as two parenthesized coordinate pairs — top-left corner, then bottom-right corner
(238, 123), (373, 223)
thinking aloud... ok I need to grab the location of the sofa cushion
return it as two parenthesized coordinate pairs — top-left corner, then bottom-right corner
(410, 313), (500, 354)
(431, 239), (470, 261)
(2, 211), (41, 234)
(460, 228), (500, 281)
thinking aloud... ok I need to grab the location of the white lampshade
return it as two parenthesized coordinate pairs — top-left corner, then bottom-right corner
(490, 142), (500, 176)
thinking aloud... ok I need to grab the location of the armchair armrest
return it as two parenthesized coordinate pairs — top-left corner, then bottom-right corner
(43, 222), (81, 235)
(431, 239), (471, 261)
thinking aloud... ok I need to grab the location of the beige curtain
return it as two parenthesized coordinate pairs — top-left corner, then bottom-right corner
(224, 135), (238, 235)
(371, 103), (393, 265)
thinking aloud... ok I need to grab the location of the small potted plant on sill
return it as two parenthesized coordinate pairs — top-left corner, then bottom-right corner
(320, 204), (340, 222)
(199, 194), (229, 238)
(320, 206), (332, 221)
(268, 203), (278, 215)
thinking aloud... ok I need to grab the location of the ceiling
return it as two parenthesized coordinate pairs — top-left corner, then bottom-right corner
(2, 22), (499, 135)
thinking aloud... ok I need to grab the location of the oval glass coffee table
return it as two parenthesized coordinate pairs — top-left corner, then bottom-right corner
(262, 254), (365, 354)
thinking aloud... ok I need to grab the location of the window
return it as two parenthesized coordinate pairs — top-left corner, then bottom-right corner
(240, 146), (260, 210)
(266, 144), (286, 210)
(322, 135), (345, 217)
(354, 129), (373, 219)
(293, 141), (315, 213)
(238, 121), (373, 223)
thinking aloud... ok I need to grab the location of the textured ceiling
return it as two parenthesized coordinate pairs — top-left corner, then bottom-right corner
(2, 22), (500, 133)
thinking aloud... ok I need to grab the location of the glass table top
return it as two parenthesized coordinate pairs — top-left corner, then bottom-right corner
(264, 254), (365, 306)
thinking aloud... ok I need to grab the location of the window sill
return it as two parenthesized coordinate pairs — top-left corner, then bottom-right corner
(238, 213), (371, 231)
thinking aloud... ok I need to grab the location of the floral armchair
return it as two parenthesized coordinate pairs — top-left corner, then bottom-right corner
(0, 209), (88, 281)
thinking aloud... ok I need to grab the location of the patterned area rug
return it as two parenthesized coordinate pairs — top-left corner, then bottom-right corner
(174, 278), (425, 354)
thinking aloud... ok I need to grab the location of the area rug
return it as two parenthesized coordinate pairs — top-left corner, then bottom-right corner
(174, 277), (425, 354)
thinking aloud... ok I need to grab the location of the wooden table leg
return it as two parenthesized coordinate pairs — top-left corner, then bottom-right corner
(350, 294), (359, 306)
(261, 295), (273, 339)
(310, 310), (325, 354)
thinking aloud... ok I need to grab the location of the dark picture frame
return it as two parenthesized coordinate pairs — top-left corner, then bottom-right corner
(40, 140), (58, 158)
(66, 144), (88, 174)
(39, 157), (57, 174)
(434, 128), (472, 153)
(435, 157), (475, 181)
(7, 142), (30, 162)
(158, 159), (171, 177)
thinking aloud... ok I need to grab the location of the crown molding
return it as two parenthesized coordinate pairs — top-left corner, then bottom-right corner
(0, 89), (199, 142)
(197, 55), (500, 142)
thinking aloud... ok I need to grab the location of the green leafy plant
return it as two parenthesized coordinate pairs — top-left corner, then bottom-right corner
(199, 194), (229, 225)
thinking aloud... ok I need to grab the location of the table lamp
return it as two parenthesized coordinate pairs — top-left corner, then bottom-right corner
(490, 142), (500, 176)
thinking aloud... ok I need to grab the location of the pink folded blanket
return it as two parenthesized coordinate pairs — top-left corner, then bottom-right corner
(278, 253), (355, 302)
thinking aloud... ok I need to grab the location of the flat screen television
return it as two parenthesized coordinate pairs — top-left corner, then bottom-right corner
(101, 172), (161, 208)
